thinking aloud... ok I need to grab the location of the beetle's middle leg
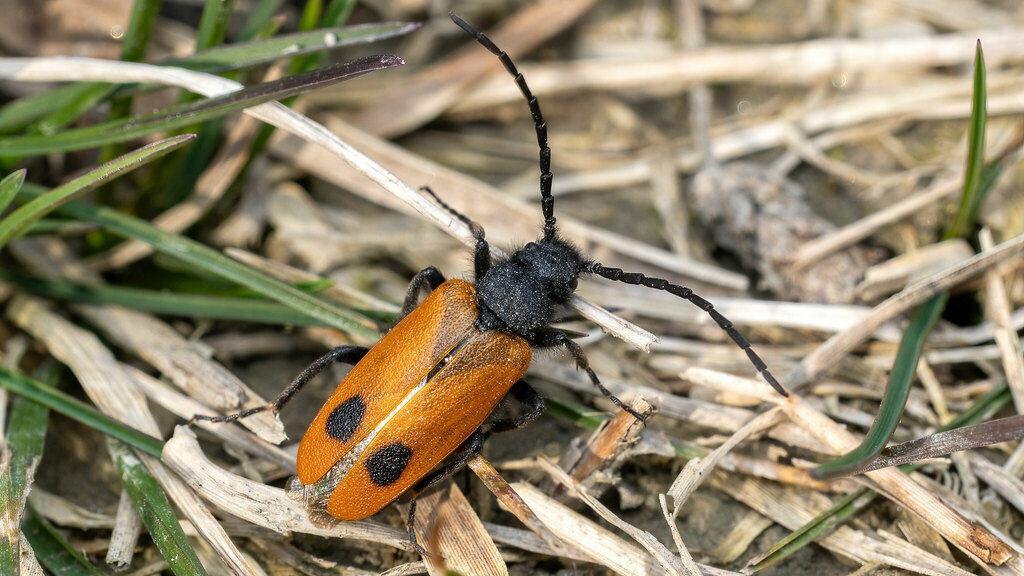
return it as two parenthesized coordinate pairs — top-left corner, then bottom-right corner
(531, 330), (647, 423)
(190, 345), (370, 424)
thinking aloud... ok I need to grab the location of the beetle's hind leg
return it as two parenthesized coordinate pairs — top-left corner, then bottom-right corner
(532, 330), (647, 423)
(419, 186), (491, 281)
(404, 382), (542, 553)
(189, 345), (370, 425)
(401, 266), (447, 317)
(405, 429), (486, 554)
(486, 380), (545, 434)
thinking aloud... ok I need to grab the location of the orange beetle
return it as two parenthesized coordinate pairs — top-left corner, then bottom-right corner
(197, 12), (787, 549)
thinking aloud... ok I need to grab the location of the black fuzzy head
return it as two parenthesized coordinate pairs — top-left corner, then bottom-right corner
(476, 236), (588, 338)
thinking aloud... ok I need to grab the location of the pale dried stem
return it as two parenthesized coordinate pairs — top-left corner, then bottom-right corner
(667, 406), (784, 512)
(537, 457), (690, 576)
(104, 489), (142, 570)
(980, 230), (1024, 431)
(162, 426), (410, 549)
(446, 29), (1024, 111)
(787, 232), (1024, 389)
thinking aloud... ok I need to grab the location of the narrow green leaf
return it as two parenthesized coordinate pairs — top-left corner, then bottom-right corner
(239, 0), (284, 41)
(0, 366), (164, 457)
(0, 169), (27, 214)
(109, 440), (207, 576)
(324, 0), (358, 27)
(811, 41), (992, 481)
(0, 135), (195, 251)
(0, 22), (415, 134)
(22, 508), (104, 576)
(196, 0), (236, 52)
(17, 185), (380, 342)
(0, 268), (332, 326)
(946, 42), (987, 241)
(0, 55), (402, 156)
(31, 84), (115, 136)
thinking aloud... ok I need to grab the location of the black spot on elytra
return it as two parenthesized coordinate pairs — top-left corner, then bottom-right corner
(364, 442), (412, 486)
(325, 396), (365, 442)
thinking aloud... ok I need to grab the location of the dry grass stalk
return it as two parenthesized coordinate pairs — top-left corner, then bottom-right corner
(666, 405), (784, 510)
(465, 454), (572, 558)
(448, 28), (1024, 111)
(537, 456), (691, 576)
(125, 365), (296, 472)
(407, 483), (506, 576)
(565, 397), (653, 486)
(28, 489), (115, 530)
(509, 481), (678, 576)
(379, 561), (428, 576)
(787, 231), (1024, 389)
(967, 454), (1024, 516)
(104, 489), (142, 570)
(161, 426), (410, 549)
(980, 229), (1024, 420)
(74, 305), (286, 444)
(534, 357), (822, 452)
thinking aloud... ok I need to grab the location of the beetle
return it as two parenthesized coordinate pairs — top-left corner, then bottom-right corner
(195, 11), (788, 550)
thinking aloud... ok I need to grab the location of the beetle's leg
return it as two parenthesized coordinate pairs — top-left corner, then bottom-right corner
(190, 345), (370, 424)
(486, 380), (545, 433)
(420, 186), (491, 281)
(402, 266), (447, 317)
(532, 330), (647, 423)
(406, 429), (486, 553)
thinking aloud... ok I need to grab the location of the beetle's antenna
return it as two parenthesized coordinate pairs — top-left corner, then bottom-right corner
(588, 263), (789, 397)
(450, 12), (557, 241)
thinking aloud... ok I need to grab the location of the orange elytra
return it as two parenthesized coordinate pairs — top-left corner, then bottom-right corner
(195, 11), (787, 550)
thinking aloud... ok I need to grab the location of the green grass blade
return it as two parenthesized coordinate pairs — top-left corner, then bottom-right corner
(0, 366), (164, 457)
(1, 362), (58, 575)
(0, 268), (332, 326)
(22, 508), (104, 576)
(811, 294), (948, 479)
(0, 135), (195, 251)
(810, 40), (991, 480)
(0, 84), (98, 133)
(109, 440), (207, 576)
(195, 0), (236, 52)
(946, 42), (987, 241)
(31, 83), (116, 136)
(0, 55), (402, 156)
(0, 169), (27, 213)
(17, 185), (380, 341)
(324, 0), (358, 27)
(174, 22), (418, 75)
(239, 0), (284, 40)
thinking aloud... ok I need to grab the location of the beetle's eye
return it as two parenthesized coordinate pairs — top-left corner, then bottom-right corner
(525, 242), (536, 249)
(570, 279), (578, 291)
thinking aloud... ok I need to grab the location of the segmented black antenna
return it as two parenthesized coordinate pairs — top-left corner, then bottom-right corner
(450, 12), (557, 241)
(588, 263), (789, 397)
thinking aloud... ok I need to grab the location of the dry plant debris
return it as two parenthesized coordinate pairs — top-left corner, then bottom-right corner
(0, 1), (1022, 575)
